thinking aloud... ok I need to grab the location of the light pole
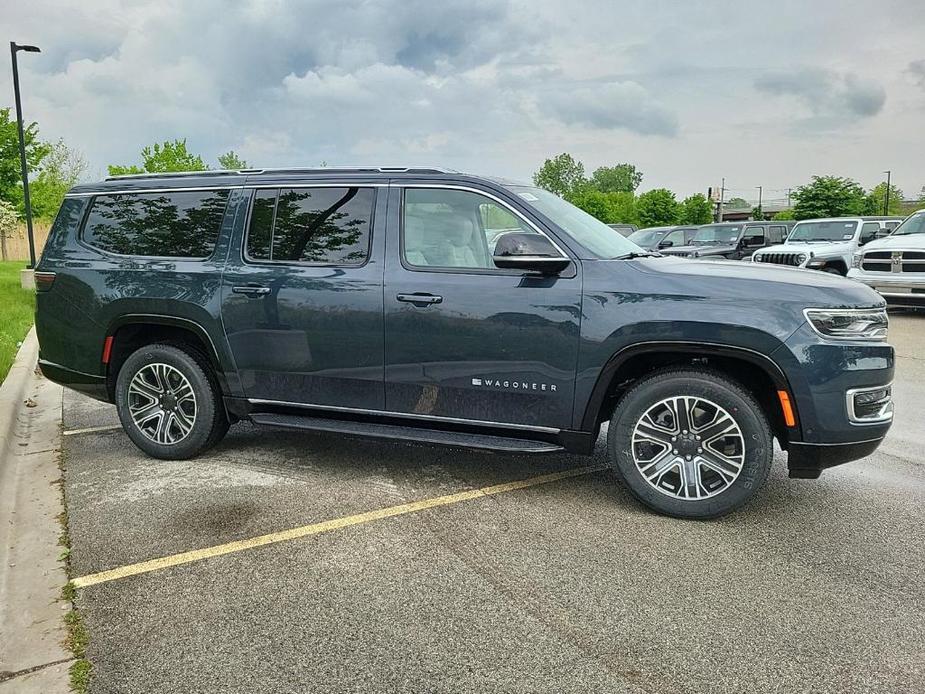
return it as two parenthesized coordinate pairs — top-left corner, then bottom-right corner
(756, 185), (763, 220)
(10, 41), (41, 269)
(883, 170), (891, 215)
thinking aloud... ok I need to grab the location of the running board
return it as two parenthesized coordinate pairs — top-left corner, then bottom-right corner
(249, 413), (564, 453)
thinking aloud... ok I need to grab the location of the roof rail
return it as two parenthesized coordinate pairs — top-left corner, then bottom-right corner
(104, 166), (458, 181)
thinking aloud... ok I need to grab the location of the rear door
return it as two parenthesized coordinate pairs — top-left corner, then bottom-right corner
(221, 182), (387, 409)
(382, 183), (582, 430)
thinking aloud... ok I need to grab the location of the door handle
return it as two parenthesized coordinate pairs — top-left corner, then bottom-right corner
(396, 293), (443, 306)
(232, 284), (271, 297)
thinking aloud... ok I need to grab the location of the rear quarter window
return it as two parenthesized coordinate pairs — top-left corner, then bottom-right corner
(39, 196), (89, 263)
(81, 189), (230, 258)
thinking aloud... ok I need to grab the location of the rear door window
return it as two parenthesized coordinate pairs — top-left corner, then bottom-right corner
(245, 187), (375, 265)
(82, 190), (230, 258)
(769, 225), (786, 244)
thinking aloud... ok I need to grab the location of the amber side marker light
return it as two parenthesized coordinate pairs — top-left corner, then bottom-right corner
(777, 390), (796, 427)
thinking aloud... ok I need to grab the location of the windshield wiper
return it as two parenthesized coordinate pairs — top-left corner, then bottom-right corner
(612, 251), (661, 260)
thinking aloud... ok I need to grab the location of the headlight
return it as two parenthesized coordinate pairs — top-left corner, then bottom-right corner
(852, 253), (862, 269)
(803, 308), (888, 341)
(796, 253), (807, 265)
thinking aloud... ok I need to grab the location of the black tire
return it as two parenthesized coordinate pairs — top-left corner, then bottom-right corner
(607, 368), (772, 519)
(115, 343), (228, 460)
(822, 266), (844, 275)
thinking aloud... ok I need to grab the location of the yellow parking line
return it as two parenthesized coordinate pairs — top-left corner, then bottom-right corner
(71, 464), (607, 589)
(62, 424), (123, 436)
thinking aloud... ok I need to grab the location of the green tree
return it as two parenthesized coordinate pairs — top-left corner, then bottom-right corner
(589, 164), (643, 193)
(218, 150), (248, 169)
(791, 176), (866, 219)
(678, 194), (713, 225)
(636, 188), (680, 227)
(15, 139), (87, 219)
(108, 139), (208, 176)
(772, 209), (795, 220)
(569, 189), (638, 225)
(726, 197), (749, 209)
(0, 107), (50, 208)
(863, 182), (905, 215)
(533, 153), (586, 198)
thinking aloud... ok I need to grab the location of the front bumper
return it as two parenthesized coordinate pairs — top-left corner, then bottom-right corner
(772, 320), (893, 476)
(847, 270), (925, 304)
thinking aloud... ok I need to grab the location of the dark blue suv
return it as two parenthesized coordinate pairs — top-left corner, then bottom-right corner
(34, 167), (894, 518)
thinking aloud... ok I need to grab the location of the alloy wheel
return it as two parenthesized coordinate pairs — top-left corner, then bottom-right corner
(631, 395), (745, 500)
(127, 363), (197, 445)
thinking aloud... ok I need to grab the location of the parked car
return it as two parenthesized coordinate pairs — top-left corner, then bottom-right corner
(607, 223), (638, 237)
(753, 217), (904, 275)
(35, 167), (893, 518)
(627, 225), (699, 251)
(848, 210), (925, 306)
(659, 222), (790, 260)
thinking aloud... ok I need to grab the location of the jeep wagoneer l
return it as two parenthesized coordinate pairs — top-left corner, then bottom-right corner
(34, 167), (894, 518)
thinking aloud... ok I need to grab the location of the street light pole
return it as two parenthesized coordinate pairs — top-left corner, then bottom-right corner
(883, 170), (891, 215)
(756, 185), (763, 220)
(10, 42), (41, 269)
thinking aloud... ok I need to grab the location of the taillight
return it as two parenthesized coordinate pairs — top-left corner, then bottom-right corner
(34, 271), (57, 292)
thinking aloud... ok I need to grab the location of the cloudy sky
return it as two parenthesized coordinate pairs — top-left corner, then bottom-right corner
(5, 0), (924, 203)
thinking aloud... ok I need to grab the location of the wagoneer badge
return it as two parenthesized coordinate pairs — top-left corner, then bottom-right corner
(472, 378), (557, 392)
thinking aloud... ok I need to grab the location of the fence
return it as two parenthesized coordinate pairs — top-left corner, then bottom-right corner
(1, 222), (51, 262)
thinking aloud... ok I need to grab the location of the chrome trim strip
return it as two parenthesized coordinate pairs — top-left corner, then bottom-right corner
(246, 398), (561, 434)
(845, 383), (894, 425)
(65, 185), (243, 198)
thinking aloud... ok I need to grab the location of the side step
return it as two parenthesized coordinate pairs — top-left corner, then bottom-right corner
(249, 413), (564, 453)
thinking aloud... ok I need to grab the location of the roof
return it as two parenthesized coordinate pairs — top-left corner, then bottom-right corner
(102, 166), (459, 182)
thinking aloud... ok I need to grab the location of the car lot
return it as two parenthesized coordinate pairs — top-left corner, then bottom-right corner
(64, 313), (925, 693)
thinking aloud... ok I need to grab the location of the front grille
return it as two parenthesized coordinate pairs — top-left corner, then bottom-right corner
(755, 252), (801, 266)
(862, 249), (925, 274)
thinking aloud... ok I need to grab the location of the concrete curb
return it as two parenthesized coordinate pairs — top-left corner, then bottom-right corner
(0, 328), (71, 693)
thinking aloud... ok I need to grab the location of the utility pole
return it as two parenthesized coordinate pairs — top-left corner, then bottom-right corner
(716, 177), (725, 222)
(787, 188), (792, 208)
(883, 170), (891, 215)
(10, 41), (42, 270)
(756, 186), (763, 220)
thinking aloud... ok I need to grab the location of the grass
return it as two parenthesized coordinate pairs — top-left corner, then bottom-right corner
(57, 449), (92, 693)
(0, 261), (35, 383)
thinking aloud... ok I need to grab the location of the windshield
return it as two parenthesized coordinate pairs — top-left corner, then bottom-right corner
(506, 186), (639, 258)
(690, 225), (742, 245)
(788, 220), (859, 242)
(627, 229), (664, 246)
(890, 213), (925, 236)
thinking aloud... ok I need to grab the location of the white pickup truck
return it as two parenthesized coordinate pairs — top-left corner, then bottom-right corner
(847, 210), (925, 306)
(752, 216), (902, 275)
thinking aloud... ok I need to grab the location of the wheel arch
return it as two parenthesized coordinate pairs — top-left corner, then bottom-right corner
(581, 341), (798, 447)
(104, 314), (232, 401)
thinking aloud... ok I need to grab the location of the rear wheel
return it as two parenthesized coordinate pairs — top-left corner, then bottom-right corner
(115, 343), (228, 459)
(607, 368), (773, 519)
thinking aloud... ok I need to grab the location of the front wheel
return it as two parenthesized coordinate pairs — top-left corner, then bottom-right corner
(607, 368), (773, 519)
(115, 343), (228, 459)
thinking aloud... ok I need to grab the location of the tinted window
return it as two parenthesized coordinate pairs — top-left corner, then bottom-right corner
(662, 229), (686, 246)
(769, 225), (786, 243)
(246, 187), (374, 264)
(83, 190), (229, 257)
(404, 188), (542, 269)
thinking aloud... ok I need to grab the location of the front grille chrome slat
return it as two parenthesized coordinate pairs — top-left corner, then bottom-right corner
(861, 249), (925, 275)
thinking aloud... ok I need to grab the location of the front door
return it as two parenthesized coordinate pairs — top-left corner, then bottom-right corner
(383, 184), (582, 430)
(221, 183), (386, 409)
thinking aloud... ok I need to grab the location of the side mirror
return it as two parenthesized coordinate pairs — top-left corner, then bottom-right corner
(493, 232), (570, 274)
(745, 236), (765, 247)
(658, 239), (674, 248)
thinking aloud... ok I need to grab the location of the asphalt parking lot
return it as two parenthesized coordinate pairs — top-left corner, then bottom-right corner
(64, 313), (925, 693)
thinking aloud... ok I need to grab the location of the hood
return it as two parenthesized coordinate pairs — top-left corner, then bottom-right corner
(860, 233), (925, 252)
(590, 256), (885, 310)
(660, 243), (736, 257)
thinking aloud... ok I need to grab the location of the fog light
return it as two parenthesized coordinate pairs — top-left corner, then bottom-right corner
(847, 385), (893, 423)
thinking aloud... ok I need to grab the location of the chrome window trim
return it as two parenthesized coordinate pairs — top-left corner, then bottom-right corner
(845, 383), (894, 425)
(246, 398), (561, 434)
(394, 182), (572, 261)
